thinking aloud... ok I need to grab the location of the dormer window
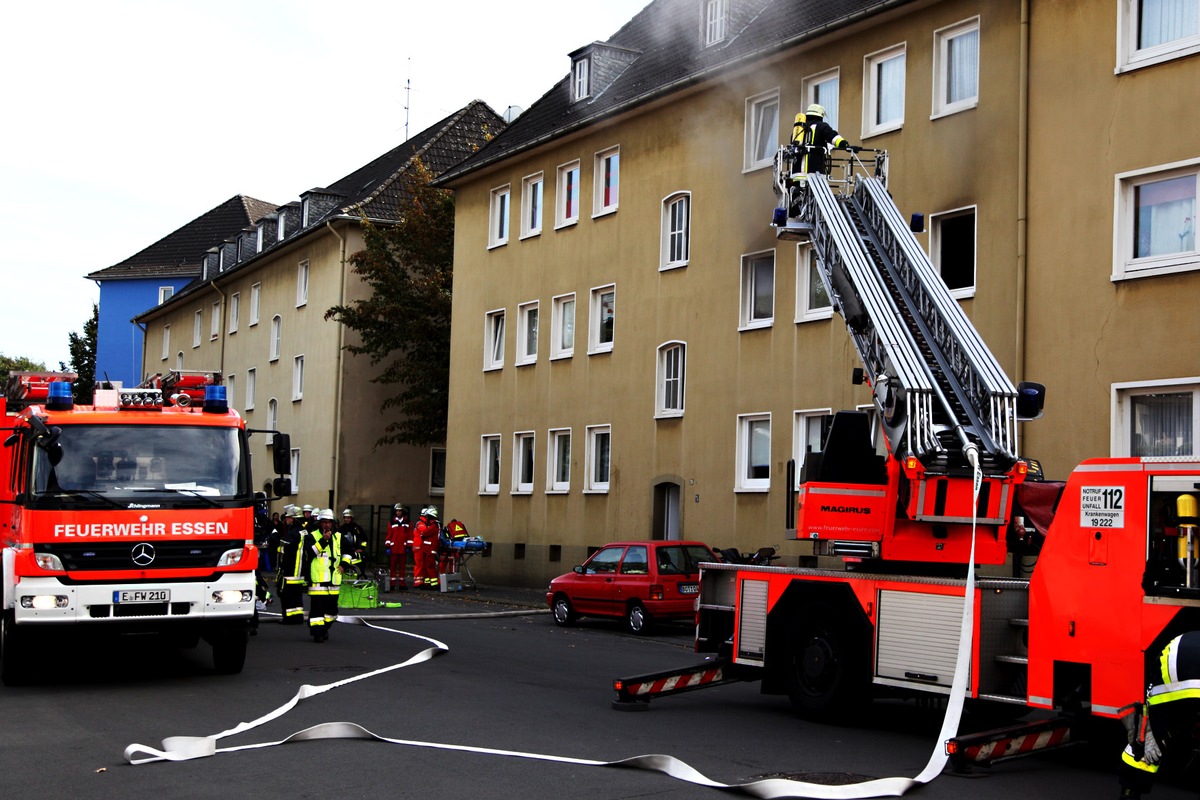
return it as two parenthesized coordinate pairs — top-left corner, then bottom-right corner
(572, 56), (590, 101)
(301, 198), (311, 227)
(705, 0), (727, 46)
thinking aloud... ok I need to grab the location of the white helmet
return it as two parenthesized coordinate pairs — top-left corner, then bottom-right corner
(342, 508), (353, 517)
(317, 508), (336, 522)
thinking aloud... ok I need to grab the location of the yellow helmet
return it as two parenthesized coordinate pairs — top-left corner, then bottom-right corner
(805, 103), (826, 118)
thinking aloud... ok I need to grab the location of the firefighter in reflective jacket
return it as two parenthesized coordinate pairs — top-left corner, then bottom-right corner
(412, 507), (440, 589)
(303, 509), (343, 642)
(338, 508), (366, 578)
(277, 505), (307, 625)
(789, 103), (851, 181)
(1119, 631), (1200, 798)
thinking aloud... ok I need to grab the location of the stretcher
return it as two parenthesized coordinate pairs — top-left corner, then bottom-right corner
(439, 537), (487, 589)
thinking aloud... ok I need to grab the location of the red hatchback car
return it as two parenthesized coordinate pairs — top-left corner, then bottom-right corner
(546, 541), (719, 634)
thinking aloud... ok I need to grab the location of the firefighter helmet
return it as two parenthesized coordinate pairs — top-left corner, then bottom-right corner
(342, 508), (353, 517)
(424, 507), (438, 519)
(288, 505), (301, 518)
(317, 508), (335, 522)
(302, 504), (314, 513)
(394, 503), (404, 510)
(805, 103), (826, 118)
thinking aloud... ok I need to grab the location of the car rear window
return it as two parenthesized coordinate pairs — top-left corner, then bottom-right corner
(655, 545), (714, 575)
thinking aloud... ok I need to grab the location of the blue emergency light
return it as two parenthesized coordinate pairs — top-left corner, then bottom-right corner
(46, 381), (74, 410)
(203, 384), (228, 414)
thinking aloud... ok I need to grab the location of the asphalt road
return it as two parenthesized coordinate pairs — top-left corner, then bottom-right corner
(1, 590), (1194, 799)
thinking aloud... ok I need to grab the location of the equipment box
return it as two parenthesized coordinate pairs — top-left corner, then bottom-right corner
(439, 573), (463, 593)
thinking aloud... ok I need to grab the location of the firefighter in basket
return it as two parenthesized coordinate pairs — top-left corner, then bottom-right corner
(775, 104), (853, 222)
(303, 509), (344, 643)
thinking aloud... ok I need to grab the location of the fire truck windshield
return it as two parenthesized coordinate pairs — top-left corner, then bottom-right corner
(29, 425), (248, 506)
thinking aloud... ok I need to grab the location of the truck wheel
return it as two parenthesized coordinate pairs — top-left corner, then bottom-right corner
(626, 602), (651, 635)
(0, 612), (30, 686)
(211, 629), (248, 675)
(785, 603), (868, 720)
(552, 594), (577, 627)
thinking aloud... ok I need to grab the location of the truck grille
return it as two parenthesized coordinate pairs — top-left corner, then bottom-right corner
(42, 542), (233, 571)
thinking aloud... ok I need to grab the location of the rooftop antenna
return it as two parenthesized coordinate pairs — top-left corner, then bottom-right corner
(404, 58), (411, 142)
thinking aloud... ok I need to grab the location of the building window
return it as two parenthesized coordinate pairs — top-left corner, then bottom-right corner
(589, 284), (615, 354)
(245, 368), (256, 411)
(931, 207), (977, 298)
(256, 224), (265, 252)
(301, 198), (311, 228)
(864, 43), (906, 137)
(210, 301), (222, 340)
(656, 342), (686, 418)
(593, 146), (620, 216)
(933, 18), (980, 118)
(161, 325), (170, 361)
(744, 90), (780, 171)
(705, 0), (727, 45)
(484, 309), (505, 370)
(192, 310), (202, 348)
(277, 213), (286, 242)
(1114, 379), (1199, 457)
(740, 250), (776, 329)
(547, 428), (571, 492)
(556, 161), (581, 228)
(296, 260), (309, 306)
(521, 173), (543, 238)
(480, 434), (501, 494)
(572, 56), (590, 101)
(489, 185), (510, 248)
(796, 243), (832, 322)
(513, 431), (535, 494)
(158, 286), (174, 304)
(289, 448), (300, 493)
(270, 315), (282, 362)
(1118, 0), (1200, 71)
(585, 424), (611, 493)
(266, 398), (278, 445)
(661, 192), (691, 270)
(550, 293), (575, 360)
(228, 293), (240, 334)
(176, 351), (184, 371)
(737, 413), (772, 492)
(226, 374), (236, 410)
(292, 355), (304, 401)
(249, 283), (261, 326)
(794, 409), (834, 487)
(517, 301), (539, 365)
(1115, 161), (1199, 280)
(804, 68), (841, 128)
(430, 448), (446, 495)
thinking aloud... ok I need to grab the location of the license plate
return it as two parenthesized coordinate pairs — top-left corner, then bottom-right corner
(678, 583), (699, 595)
(114, 589), (170, 604)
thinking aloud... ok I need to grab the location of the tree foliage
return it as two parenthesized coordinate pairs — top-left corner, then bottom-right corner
(326, 160), (454, 448)
(60, 302), (98, 404)
(0, 353), (47, 387)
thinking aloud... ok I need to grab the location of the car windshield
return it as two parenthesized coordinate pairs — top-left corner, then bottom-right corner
(30, 424), (248, 504)
(656, 545), (715, 575)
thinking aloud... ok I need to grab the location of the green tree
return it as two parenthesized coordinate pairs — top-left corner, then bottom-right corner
(0, 353), (47, 387)
(325, 160), (453, 447)
(60, 302), (98, 404)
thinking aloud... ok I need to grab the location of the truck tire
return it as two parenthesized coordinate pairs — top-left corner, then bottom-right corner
(551, 594), (577, 627)
(0, 612), (30, 686)
(211, 628), (248, 675)
(785, 602), (869, 721)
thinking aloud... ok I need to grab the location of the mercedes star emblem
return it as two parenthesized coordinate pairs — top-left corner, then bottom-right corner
(131, 542), (156, 567)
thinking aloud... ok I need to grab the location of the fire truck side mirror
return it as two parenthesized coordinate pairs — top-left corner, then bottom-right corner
(271, 433), (291, 475)
(272, 477), (293, 497)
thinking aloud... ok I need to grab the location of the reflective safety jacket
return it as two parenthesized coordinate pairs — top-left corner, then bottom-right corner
(278, 527), (307, 584)
(304, 531), (344, 586)
(1147, 632), (1200, 707)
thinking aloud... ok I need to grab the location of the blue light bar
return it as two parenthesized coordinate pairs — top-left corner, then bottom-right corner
(203, 384), (228, 414)
(46, 381), (74, 410)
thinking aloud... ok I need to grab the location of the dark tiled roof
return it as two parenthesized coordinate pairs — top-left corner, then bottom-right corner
(86, 195), (278, 280)
(436, 0), (908, 184)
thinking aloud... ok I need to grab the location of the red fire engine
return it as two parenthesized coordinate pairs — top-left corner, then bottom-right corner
(0, 371), (293, 684)
(613, 151), (1200, 765)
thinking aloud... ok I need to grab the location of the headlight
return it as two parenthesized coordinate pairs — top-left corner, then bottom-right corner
(216, 548), (244, 567)
(212, 590), (252, 604)
(34, 552), (65, 571)
(21, 595), (69, 609)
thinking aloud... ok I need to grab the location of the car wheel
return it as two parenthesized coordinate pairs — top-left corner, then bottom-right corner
(785, 602), (868, 721)
(552, 594), (577, 627)
(626, 602), (651, 635)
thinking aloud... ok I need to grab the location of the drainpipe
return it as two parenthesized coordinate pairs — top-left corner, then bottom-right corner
(1015, 0), (1030, 383)
(326, 220), (347, 507)
(134, 321), (148, 385)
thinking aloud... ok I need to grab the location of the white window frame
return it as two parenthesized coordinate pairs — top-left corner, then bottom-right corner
(484, 309), (506, 370)
(864, 43), (907, 138)
(489, 184), (510, 248)
(744, 89), (780, 172)
(572, 56), (590, 101)
(931, 205), (978, 299)
(228, 292), (240, 334)
(175, 351), (184, 371)
(1117, 0), (1200, 73)
(245, 367), (256, 411)
(296, 260), (309, 307)
(736, 413), (772, 492)
(301, 198), (311, 228)
(289, 448), (300, 493)
(556, 160), (581, 229)
(256, 224), (265, 252)
(277, 213), (286, 242)
(210, 301), (221, 340)
(550, 293), (576, 360)
(192, 310), (203, 348)
(796, 243), (833, 322)
(158, 286), (174, 304)
(226, 374), (236, 410)
(932, 17), (980, 119)
(740, 249), (776, 330)
(480, 434), (501, 495)
(517, 301), (539, 366)
(161, 325), (170, 361)
(292, 355), (304, 401)
(547, 428), (571, 493)
(520, 172), (544, 239)
(249, 282), (261, 326)
(584, 424), (611, 494)
(589, 284), (616, 355)
(266, 398), (278, 445)
(513, 431), (535, 494)
(793, 409), (833, 488)
(656, 341), (686, 418)
(1113, 158), (1200, 281)
(269, 315), (282, 362)
(704, 0), (727, 45)
(660, 192), (691, 270)
(803, 68), (841, 129)
(593, 146), (620, 217)
(1112, 377), (1200, 457)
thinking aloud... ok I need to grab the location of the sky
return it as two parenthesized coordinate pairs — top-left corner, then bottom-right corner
(0, 0), (649, 370)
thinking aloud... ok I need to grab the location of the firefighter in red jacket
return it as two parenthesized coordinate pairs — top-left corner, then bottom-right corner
(384, 504), (410, 590)
(440, 518), (469, 574)
(412, 507), (441, 589)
